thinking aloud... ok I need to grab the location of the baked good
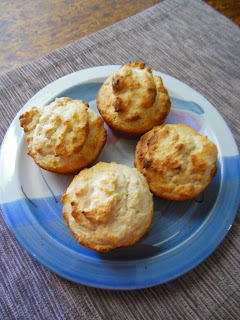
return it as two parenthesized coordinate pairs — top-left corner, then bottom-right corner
(19, 97), (107, 173)
(61, 162), (154, 251)
(135, 124), (218, 200)
(97, 60), (171, 136)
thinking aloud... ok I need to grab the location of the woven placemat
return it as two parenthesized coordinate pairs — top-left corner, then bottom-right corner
(0, 0), (239, 319)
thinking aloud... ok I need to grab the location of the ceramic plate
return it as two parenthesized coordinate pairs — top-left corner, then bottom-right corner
(0, 66), (239, 290)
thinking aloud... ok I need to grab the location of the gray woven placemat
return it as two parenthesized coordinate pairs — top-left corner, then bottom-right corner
(0, 0), (239, 319)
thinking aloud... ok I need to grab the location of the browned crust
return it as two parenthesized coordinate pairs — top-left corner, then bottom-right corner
(135, 124), (218, 200)
(97, 60), (171, 137)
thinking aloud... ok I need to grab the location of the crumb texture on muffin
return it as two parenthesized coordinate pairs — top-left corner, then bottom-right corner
(135, 124), (218, 200)
(97, 60), (171, 136)
(19, 97), (107, 173)
(61, 162), (154, 251)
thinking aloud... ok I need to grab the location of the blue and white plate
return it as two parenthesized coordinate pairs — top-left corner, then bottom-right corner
(0, 66), (239, 289)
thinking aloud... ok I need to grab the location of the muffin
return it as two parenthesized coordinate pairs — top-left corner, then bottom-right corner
(97, 60), (171, 137)
(61, 162), (154, 251)
(19, 97), (107, 173)
(135, 124), (218, 200)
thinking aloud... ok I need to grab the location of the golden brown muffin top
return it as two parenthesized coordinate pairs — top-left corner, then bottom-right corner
(135, 124), (218, 200)
(20, 97), (106, 173)
(97, 60), (171, 136)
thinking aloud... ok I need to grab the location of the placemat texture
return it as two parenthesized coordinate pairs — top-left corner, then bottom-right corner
(0, 0), (239, 319)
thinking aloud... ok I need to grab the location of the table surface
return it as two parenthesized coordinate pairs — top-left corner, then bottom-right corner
(1, 0), (240, 75)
